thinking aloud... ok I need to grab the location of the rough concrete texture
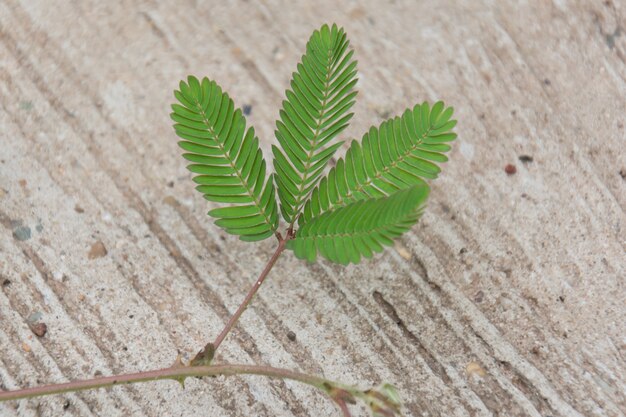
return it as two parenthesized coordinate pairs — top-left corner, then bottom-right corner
(0, 1), (625, 416)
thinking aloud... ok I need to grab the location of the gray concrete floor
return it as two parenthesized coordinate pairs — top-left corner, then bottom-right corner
(0, 1), (624, 416)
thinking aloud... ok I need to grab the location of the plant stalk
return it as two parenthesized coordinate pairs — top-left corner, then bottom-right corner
(210, 235), (288, 352)
(336, 399), (353, 417)
(0, 229), (389, 416)
(0, 363), (329, 402)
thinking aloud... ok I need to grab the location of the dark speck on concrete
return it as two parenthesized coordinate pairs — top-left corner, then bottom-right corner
(2, 279), (11, 287)
(13, 225), (31, 241)
(619, 168), (626, 180)
(377, 108), (392, 119)
(287, 331), (296, 341)
(63, 399), (71, 410)
(88, 241), (108, 259)
(543, 78), (551, 85)
(518, 155), (533, 163)
(505, 164), (517, 175)
(243, 104), (252, 116)
(606, 27), (622, 49)
(29, 322), (47, 337)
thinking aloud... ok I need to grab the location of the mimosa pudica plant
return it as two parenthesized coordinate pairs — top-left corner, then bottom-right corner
(0, 23), (457, 417)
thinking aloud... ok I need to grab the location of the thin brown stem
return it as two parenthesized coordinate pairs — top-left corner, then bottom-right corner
(0, 363), (329, 403)
(336, 399), (353, 417)
(211, 236), (288, 352)
(0, 231), (377, 416)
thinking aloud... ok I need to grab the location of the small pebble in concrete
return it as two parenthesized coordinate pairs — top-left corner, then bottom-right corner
(163, 195), (178, 206)
(29, 322), (48, 337)
(395, 243), (411, 260)
(518, 155), (533, 163)
(27, 312), (43, 323)
(243, 104), (252, 116)
(74, 204), (85, 213)
(88, 241), (108, 259)
(287, 331), (296, 341)
(466, 361), (486, 377)
(504, 164), (517, 175)
(12, 225), (31, 241)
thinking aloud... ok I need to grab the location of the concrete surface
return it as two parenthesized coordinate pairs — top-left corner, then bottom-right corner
(0, 1), (624, 416)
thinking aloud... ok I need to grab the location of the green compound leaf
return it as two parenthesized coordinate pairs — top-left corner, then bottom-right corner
(287, 185), (429, 265)
(273, 23), (358, 224)
(299, 101), (456, 225)
(171, 76), (278, 241)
